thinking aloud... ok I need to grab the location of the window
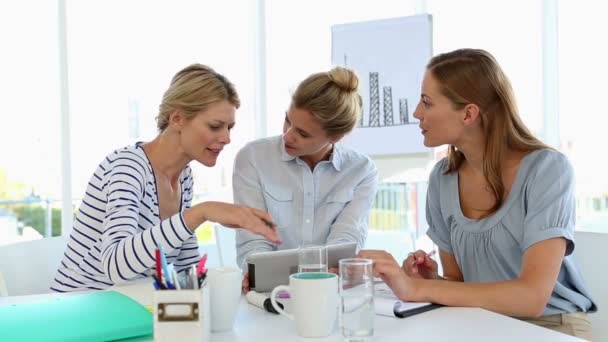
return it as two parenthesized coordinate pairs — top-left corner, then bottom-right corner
(3, 1), (603, 255)
(0, 1), (62, 245)
(428, 0), (544, 136)
(66, 0), (257, 242)
(559, 1), (608, 233)
(265, 0), (417, 135)
(265, 0), (420, 260)
(264, 1), (552, 258)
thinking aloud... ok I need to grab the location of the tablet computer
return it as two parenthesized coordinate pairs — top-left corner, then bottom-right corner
(246, 242), (357, 292)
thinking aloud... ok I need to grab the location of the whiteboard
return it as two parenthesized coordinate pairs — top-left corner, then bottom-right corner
(332, 15), (433, 156)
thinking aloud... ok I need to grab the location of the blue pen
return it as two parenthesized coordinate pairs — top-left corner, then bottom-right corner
(151, 275), (162, 290)
(158, 244), (175, 289)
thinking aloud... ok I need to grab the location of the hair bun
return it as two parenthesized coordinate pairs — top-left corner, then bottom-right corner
(328, 67), (359, 92)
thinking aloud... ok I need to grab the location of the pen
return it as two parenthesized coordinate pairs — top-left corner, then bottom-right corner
(172, 269), (181, 290)
(411, 250), (437, 266)
(196, 253), (208, 277)
(191, 264), (199, 290)
(198, 271), (207, 288)
(152, 274), (166, 290)
(158, 245), (175, 289)
(155, 248), (163, 284)
(261, 218), (282, 244)
(261, 218), (275, 228)
(152, 278), (160, 290)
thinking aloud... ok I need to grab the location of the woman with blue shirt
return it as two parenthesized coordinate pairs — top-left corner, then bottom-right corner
(359, 49), (595, 340)
(234, 67), (379, 287)
(52, 64), (280, 292)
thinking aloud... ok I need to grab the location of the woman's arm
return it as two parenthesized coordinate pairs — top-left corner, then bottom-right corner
(414, 238), (566, 317)
(362, 237), (567, 317)
(99, 161), (194, 284)
(402, 249), (463, 281)
(99, 159), (279, 284)
(232, 146), (278, 269)
(438, 251), (464, 281)
(418, 152), (576, 317)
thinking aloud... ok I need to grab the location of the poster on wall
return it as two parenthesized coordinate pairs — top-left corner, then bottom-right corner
(331, 15), (433, 156)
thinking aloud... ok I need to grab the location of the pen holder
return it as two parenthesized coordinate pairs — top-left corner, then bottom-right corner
(153, 281), (210, 342)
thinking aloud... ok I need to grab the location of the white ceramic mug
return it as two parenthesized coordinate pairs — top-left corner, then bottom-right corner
(208, 267), (242, 332)
(270, 272), (338, 338)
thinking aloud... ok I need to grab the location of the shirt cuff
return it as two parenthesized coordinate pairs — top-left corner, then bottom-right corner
(174, 212), (194, 239)
(522, 227), (574, 255)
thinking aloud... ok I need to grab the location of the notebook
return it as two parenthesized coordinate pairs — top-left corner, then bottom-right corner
(375, 282), (442, 318)
(0, 291), (153, 342)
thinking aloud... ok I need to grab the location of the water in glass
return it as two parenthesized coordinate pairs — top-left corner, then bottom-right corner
(339, 258), (374, 341)
(298, 263), (328, 273)
(341, 289), (374, 340)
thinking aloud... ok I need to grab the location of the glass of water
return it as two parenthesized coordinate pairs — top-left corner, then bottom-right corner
(339, 258), (374, 341)
(298, 245), (328, 273)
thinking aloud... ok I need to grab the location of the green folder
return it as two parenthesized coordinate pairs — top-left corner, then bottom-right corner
(0, 291), (153, 342)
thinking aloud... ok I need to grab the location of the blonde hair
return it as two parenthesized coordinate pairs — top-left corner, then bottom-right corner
(428, 49), (549, 216)
(292, 66), (362, 137)
(156, 64), (240, 132)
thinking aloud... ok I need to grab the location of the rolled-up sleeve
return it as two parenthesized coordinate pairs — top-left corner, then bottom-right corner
(522, 152), (576, 255)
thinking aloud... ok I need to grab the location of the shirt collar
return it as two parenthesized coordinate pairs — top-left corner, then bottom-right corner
(279, 139), (295, 162)
(329, 143), (343, 171)
(279, 138), (343, 172)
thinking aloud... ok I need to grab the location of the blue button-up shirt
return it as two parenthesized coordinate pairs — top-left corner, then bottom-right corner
(233, 135), (379, 269)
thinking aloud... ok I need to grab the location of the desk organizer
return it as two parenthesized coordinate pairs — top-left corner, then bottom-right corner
(153, 281), (210, 341)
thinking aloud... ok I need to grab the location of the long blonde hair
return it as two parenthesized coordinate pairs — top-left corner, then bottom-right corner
(292, 66), (362, 137)
(428, 49), (549, 215)
(156, 64), (240, 132)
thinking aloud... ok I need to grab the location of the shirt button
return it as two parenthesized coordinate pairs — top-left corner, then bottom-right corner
(306, 192), (312, 196)
(305, 219), (311, 223)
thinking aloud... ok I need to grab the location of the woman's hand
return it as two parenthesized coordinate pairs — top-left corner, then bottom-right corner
(357, 250), (420, 302)
(193, 201), (282, 244)
(402, 250), (439, 280)
(242, 272), (250, 293)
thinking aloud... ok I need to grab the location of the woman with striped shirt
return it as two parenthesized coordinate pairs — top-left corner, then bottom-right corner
(52, 64), (280, 292)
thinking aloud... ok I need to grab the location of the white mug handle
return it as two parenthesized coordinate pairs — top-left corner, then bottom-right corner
(270, 285), (293, 320)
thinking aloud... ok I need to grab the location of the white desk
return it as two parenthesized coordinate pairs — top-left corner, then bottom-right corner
(218, 301), (585, 342)
(0, 284), (584, 342)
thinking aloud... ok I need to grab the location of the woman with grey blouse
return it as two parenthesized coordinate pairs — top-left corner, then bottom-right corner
(359, 49), (596, 340)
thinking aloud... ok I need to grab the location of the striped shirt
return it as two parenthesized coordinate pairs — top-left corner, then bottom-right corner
(51, 143), (200, 292)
